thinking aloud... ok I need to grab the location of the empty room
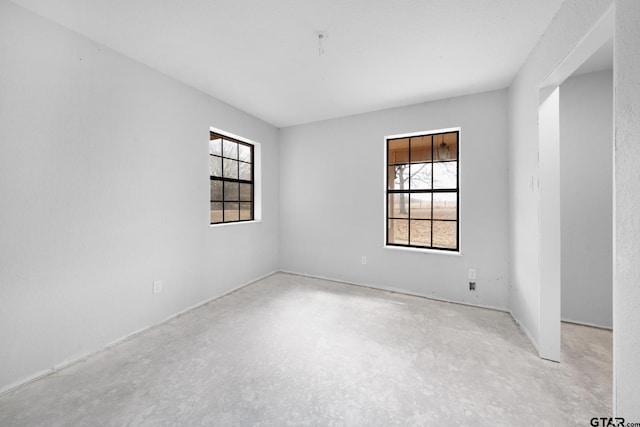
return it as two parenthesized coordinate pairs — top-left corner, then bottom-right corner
(1, 0), (639, 425)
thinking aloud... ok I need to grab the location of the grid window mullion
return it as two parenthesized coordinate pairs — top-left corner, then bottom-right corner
(210, 133), (254, 225)
(407, 138), (411, 243)
(386, 131), (458, 251)
(431, 135), (434, 245)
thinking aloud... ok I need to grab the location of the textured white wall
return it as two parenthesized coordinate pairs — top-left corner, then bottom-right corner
(0, 1), (279, 392)
(509, 0), (640, 416)
(614, 0), (640, 417)
(279, 90), (510, 310)
(560, 70), (613, 329)
(508, 0), (612, 354)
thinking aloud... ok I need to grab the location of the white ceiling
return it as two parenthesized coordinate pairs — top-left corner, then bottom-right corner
(11, 0), (565, 128)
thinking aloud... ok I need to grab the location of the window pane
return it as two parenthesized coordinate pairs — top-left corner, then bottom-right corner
(388, 165), (409, 190)
(224, 182), (239, 201)
(209, 138), (222, 156)
(209, 156), (222, 177)
(240, 183), (252, 201)
(409, 163), (432, 189)
(223, 159), (238, 179)
(410, 135), (432, 163)
(433, 162), (457, 189)
(210, 180), (223, 201)
(433, 193), (457, 220)
(388, 219), (408, 245)
(433, 221), (457, 249)
(410, 220), (431, 247)
(434, 132), (458, 161)
(239, 162), (252, 181)
(410, 193), (431, 219)
(388, 194), (408, 218)
(388, 138), (409, 164)
(210, 202), (223, 223)
(240, 202), (252, 220)
(223, 139), (238, 159)
(238, 144), (251, 162)
(224, 202), (239, 222)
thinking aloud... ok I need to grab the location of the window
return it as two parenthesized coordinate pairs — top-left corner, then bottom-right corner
(386, 130), (459, 251)
(209, 131), (254, 224)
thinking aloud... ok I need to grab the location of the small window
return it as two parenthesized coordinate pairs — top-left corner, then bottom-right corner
(210, 131), (254, 224)
(386, 130), (459, 251)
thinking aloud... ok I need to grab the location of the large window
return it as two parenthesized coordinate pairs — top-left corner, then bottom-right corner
(209, 131), (254, 224)
(386, 130), (459, 251)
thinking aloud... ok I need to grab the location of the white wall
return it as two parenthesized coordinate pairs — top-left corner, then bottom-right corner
(279, 90), (510, 310)
(538, 86), (562, 360)
(614, 0), (640, 416)
(0, 0), (279, 392)
(508, 0), (612, 354)
(560, 70), (613, 328)
(509, 0), (640, 416)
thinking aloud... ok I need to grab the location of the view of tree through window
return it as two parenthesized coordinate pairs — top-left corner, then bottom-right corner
(386, 131), (459, 250)
(210, 131), (254, 224)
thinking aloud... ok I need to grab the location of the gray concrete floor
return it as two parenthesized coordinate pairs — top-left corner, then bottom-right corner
(0, 273), (612, 426)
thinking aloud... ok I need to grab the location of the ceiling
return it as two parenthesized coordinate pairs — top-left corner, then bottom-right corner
(11, 0), (565, 128)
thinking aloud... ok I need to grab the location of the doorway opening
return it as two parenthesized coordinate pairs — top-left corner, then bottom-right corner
(537, 6), (613, 364)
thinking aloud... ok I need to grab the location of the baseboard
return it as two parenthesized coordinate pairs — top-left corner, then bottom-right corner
(158, 270), (279, 324)
(278, 270), (510, 313)
(509, 310), (540, 354)
(0, 270), (278, 397)
(0, 368), (55, 397)
(561, 318), (613, 330)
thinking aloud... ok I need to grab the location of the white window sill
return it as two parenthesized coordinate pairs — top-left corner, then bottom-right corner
(384, 245), (462, 256)
(209, 220), (262, 228)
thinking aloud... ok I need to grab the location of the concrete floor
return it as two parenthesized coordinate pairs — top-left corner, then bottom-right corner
(0, 273), (612, 426)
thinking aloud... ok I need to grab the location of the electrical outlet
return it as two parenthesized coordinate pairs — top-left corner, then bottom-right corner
(361, 256), (367, 265)
(468, 268), (477, 280)
(153, 280), (162, 294)
(469, 282), (476, 291)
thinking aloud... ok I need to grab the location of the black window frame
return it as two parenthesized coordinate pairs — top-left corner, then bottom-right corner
(385, 130), (460, 251)
(209, 131), (255, 225)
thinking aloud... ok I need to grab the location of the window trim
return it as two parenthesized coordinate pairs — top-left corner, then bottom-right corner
(209, 127), (261, 227)
(383, 128), (461, 253)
